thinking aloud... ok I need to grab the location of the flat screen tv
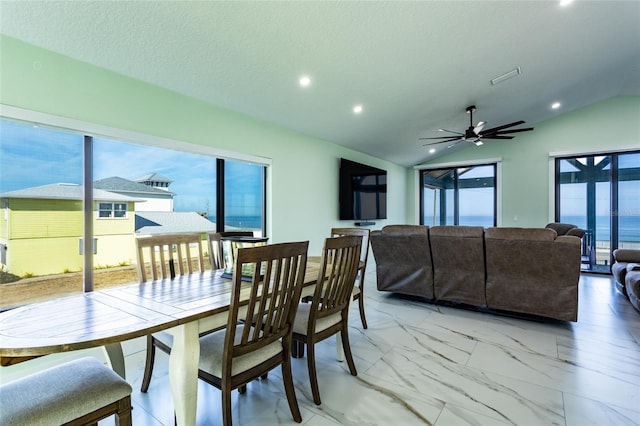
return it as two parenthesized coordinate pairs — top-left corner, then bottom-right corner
(339, 158), (387, 221)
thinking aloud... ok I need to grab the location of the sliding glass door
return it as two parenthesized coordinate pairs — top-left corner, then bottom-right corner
(555, 151), (640, 273)
(420, 163), (496, 227)
(618, 152), (640, 251)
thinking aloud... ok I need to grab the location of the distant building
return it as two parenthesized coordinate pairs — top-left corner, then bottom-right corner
(134, 173), (173, 190)
(0, 183), (142, 276)
(136, 211), (216, 235)
(0, 174), (216, 277)
(94, 175), (174, 212)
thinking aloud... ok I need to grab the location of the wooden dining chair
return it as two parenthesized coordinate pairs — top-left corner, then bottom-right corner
(136, 233), (207, 393)
(207, 231), (254, 270)
(292, 235), (361, 405)
(197, 241), (309, 426)
(331, 227), (370, 328)
(135, 233), (206, 283)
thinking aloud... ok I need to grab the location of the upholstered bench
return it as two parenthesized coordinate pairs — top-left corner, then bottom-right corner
(0, 356), (132, 426)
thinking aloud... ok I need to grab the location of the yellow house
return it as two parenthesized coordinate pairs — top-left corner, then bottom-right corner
(0, 183), (142, 277)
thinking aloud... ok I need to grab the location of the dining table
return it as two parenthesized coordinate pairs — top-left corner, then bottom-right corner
(0, 257), (323, 426)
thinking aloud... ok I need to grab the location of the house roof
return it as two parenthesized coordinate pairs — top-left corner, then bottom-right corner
(94, 176), (174, 196)
(0, 183), (144, 202)
(135, 173), (173, 184)
(135, 211), (216, 235)
(1, 2), (638, 166)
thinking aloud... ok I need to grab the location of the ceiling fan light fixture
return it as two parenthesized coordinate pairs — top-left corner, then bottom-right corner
(490, 67), (521, 85)
(474, 140), (484, 146)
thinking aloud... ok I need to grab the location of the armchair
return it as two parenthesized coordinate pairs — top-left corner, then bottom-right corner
(612, 249), (640, 312)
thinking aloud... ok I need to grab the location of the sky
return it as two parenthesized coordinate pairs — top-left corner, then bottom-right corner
(1, 118), (637, 221)
(0, 119), (263, 218)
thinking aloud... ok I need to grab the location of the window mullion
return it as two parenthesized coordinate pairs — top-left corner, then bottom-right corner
(83, 135), (93, 292)
(216, 158), (225, 232)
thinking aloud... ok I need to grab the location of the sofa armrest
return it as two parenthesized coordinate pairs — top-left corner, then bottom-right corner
(613, 249), (640, 263)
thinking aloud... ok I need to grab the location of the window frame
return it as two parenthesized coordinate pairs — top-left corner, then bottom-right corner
(97, 202), (128, 219)
(1, 104), (271, 296)
(553, 149), (640, 272)
(417, 160), (499, 227)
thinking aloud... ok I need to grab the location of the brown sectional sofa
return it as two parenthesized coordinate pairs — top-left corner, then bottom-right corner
(612, 249), (640, 313)
(370, 225), (582, 322)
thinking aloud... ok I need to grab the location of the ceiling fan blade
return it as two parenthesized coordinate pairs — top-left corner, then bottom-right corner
(473, 121), (486, 134)
(419, 135), (465, 140)
(480, 120), (525, 134)
(481, 135), (514, 140)
(486, 127), (534, 135)
(438, 128), (464, 135)
(422, 138), (463, 146)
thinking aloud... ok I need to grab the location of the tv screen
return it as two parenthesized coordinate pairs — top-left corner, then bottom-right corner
(339, 158), (387, 220)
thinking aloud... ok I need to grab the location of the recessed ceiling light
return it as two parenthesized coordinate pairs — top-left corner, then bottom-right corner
(551, 102), (561, 109)
(429, 148), (436, 154)
(353, 105), (363, 114)
(560, 0), (574, 7)
(299, 75), (311, 87)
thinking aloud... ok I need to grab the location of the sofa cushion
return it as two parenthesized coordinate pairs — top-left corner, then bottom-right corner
(625, 270), (640, 313)
(371, 226), (434, 298)
(612, 261), (630, 297)
(430, 225), (484, 238)
(430, 226), (486, 306)
(485, 227), (557, 242)
(566, 228), (586, 238)
(485, 227), (580, 321)
(545, 222), (577, 235)
(381, 225), (429, 236)
(627, 263), (640, 272)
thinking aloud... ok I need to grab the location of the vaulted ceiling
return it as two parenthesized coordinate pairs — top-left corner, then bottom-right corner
(1, 1), (639, 166)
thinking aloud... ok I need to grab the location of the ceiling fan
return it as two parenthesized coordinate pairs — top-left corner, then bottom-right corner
(420, 105), (533, 148)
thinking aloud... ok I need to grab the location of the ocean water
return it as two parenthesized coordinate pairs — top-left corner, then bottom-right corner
(559, 215), (640, 242)
(218, 215), (262, 230)
(429, 216), (640, 242)
(223, 215), (639, 242)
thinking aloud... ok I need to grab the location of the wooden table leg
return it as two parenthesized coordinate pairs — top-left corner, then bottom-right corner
(169, 322), (199, 426)
(103, 343), (126, 379)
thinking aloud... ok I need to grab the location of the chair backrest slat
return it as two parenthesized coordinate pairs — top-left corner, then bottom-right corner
(135, 233), (206, 283)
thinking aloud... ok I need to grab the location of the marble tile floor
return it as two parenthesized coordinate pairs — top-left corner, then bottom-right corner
(2, 271), (638, 426)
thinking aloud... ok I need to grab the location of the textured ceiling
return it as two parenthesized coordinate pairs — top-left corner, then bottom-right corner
(1, 1), (639, 166)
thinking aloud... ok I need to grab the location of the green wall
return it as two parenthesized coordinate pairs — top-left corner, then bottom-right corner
(2, 35), (637, 246)
(412, 96), (640, 228)
(0, 35), (407, 255)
